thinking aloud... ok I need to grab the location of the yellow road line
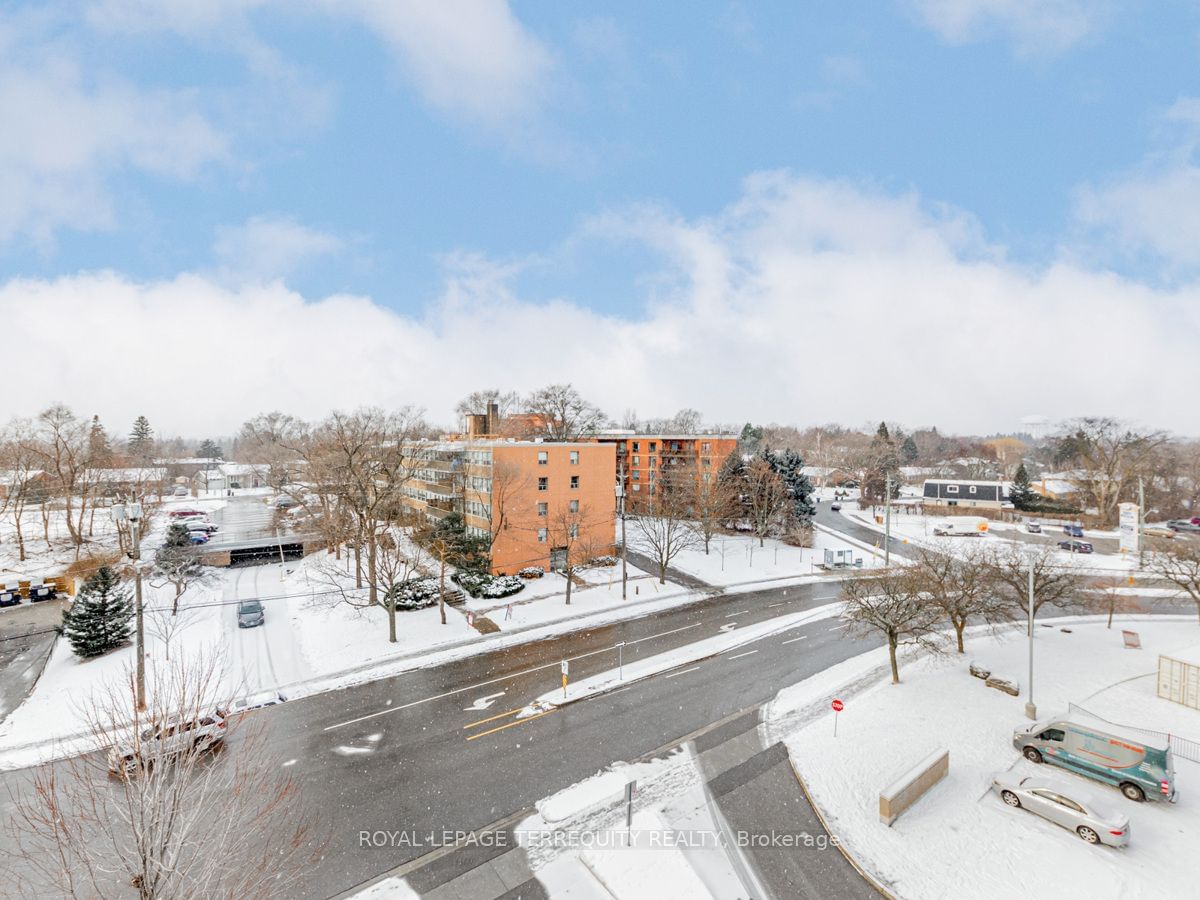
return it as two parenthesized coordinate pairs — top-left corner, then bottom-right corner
(465, 709), (556, 741)
(462, 707), (525, 730)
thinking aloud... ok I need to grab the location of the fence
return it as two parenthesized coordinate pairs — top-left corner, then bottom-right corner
(1068, 702), (1200, 764)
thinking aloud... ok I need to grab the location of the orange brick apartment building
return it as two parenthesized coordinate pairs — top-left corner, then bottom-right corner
(593, 433), (738, 506)
(402, 440), (616, 574)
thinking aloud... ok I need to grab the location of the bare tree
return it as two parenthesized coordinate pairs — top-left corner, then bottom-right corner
(236, 411), (305, 491)
(524, 384), (608, 441)
(1148, 539), (1200, 623)
(0, 419), (44, 561)
(547, 501), (603, 604)
(31, 404), (97, 556)
(687, 472), (738, 555)
(152, 522), (213, 614)
(1054, 417), (1168, 525)
(744, 457), (789, 546)
(909, 546), (1004, 653)
(481, 458), (528, 563)
(630, 474), (700, 584)
(147, 603), (200, 660)
(1083, 575), (1146, 629)
(983, 544), (1081, 629)
(7, 655), (318, 899)
(840, 569), (945, 684)
(454, 389), (521, 428)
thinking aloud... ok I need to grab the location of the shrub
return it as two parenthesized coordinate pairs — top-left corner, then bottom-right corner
(587, 555), (618, 568)
(452, 572), (525, 599)
(384, 577), (441, 610)
(518, 567), (545, 580)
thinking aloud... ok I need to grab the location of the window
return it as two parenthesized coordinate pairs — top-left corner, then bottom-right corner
(632, 455), (640, 466)
(537, 528), (547, 543)
(538, 477), (548, 491)
(649, 442), (657, 452)
(968, 485), (977, 494)
(701, 442), (711, 453)
(702, 473), (711, 483)
(632, 484), (641, 492)
(537, 451), (548, 465)
(537, 502), (547, 517)
(569, 524), (579, 539)
(570, 475), (579, 489)
(570, 451), (579, 465)
(632, 441), (640, 452)
(702, 458), (711, 467)
(946, 485), (959, 494)
(569, 499), (579, 513)
(1039, 729), (1065, 742)
(632, 470), (640, 480)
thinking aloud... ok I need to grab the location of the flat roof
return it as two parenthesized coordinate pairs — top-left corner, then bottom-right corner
(594, 433), (736, 440)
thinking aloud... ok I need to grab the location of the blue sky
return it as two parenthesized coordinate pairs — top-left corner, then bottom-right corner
(3, 1), (1199, 434)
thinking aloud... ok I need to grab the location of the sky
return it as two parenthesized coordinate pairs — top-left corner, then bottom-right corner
(2, 0), (1199, 438)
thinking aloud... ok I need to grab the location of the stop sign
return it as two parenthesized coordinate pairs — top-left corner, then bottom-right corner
(831, 699), (844, 712)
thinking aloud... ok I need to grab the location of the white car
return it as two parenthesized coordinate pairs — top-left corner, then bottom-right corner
(108, 709), (228, 775)
(185, 520), (219, 534)
(231, 690), (287, 714)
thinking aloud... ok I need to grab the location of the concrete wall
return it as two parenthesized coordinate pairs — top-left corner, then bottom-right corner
(879, 749), (949, 826)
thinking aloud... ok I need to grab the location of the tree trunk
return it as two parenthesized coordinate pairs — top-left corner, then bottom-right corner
(954, 619), (965, 654)
(173, 583), (182, 616)
(41, 504), (51, 547)
(388, 595), (397, 643)
(888, 634), (900, 684)
(15, 515), (25, 561)
(1107, 600), (1114, 629)
(565, 563), (572, 606)
(439, 555), (447, 625)
(353, 540), (362, 589)
(704, 534), (711, 555)
(658, 561), (666, 585)
(367, 535), (378, 605)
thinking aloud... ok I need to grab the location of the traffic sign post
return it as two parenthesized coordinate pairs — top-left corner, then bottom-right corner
(561, 660), (569, 699)
(616, 641), (625, 681)
(831, 698), (844, 736)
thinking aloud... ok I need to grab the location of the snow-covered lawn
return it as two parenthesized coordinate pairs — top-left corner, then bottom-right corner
(769, 617), (1200, 899)
(668, 529), (881, 588)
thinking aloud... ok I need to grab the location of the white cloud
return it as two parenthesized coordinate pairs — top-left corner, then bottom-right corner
(1073, 97), (1200, 272)
(0, 31), (228, 245)
(212, 215), (345, 282)
(2, 174), (1196, 437)
(906, 0), (1104, 54)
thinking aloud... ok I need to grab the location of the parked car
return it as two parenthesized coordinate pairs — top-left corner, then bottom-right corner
(172, 485), (189, 497)
(168, 508), (205, 519)
(108, 708), (228, 775)
(185, 521), (219, 534)
(1167, 519), (1200, 534)
(237, 599), (265, 628)
(1025, 521), (1042, 534)
(1143, 525), (1175, 540)
(991, 773), (1130, 847)
(231, 690), (287, 714)
(830, 502), (842, 511)
(269, 495), (298, 509)
(1058, 539), (1093, 554)
(1062, 524), (1084, 538)
(1013, 717), (1176, 803)
(188, 532), (210, 545)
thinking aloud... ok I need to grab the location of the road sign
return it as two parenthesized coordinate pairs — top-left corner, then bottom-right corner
(561, 660), (569, 676)
(831, 699), (844, 712)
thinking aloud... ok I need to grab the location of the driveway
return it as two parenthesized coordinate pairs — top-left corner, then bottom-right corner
(0, 598), (65, 725)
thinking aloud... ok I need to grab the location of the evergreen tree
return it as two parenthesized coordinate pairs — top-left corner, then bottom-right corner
(1010, 463), (1038, 511)
(61, 566), (134, 658)
(197, 439), (224, 460)
(88, 415), (112, 465)
(128, 416), (154, 459)
(738, 423), (763, 455)
(760, 448), (817, 526)
(900, 435), (919, 463)
(875, 421), (890, 443)
(155, 523), (204, 611)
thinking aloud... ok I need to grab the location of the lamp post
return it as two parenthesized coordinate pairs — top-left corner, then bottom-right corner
(884, 473), (893, 566)
(112, 500), (146, 710)
(1024, 550), (1036, 721)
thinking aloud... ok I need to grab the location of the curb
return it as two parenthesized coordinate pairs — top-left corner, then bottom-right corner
(788, 756), (895, 899)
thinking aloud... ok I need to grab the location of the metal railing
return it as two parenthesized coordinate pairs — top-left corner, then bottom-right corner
(1068, 702), (1200, 763)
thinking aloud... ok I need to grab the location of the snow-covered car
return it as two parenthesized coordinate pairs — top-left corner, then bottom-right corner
(1143, 526), (1175, 540)
(185, 521), (219, 533)
(830, 502), (843, 511)
(108, 709), (228, 775)
(1025, 521), (1042, 533)
(1058, 539), (1093, 554)
(168, 508), (205, 519)
(172, 485), (189, 497)
(231, 690), (287, 714)
(991, 773), (1130, 847)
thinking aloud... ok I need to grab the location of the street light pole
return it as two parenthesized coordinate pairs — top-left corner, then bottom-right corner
(114, 499), (146, 711)
(618, 461), (628, 601)
(1138, 476), (1146, 568)
(1025, 553), (1036, 720)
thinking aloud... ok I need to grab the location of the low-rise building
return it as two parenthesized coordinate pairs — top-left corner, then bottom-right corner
(593, 432), (738, 507)
(401, 441), (616, 574)
(921, 478), (1008, 509)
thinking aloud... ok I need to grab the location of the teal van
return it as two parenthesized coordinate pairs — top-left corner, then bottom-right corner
(1012, 716), (1177, 803)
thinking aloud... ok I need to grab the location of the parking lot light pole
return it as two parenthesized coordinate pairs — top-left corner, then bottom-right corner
(113, 501), (146, 710)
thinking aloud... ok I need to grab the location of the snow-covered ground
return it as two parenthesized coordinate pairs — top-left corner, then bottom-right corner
(667, 529), (882, 588)
(769, 617), (1200, 899)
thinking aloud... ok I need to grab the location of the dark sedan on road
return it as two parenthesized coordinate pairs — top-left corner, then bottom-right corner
(1062, 524), (1084, 538)
(1058, 539), (1093, 554)
(237, 600), (265, 628)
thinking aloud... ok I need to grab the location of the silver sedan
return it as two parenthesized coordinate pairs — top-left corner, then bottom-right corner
(991, 773), (1131, 847)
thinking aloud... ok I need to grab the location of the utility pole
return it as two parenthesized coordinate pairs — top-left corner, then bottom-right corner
(884, 472), (893, 566)
(113, 500), (146, 710)
(618, 460), (628, 600)
(1138, 476), (1146, 568)
(1025, 552), (1036, 720)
